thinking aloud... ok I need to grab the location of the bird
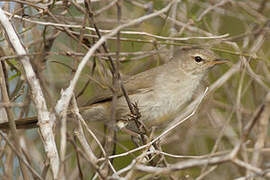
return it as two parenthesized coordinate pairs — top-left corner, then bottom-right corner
(0, 48), (227, 132)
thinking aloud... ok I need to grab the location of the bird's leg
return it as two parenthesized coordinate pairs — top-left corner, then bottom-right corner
(128, 102), (150, 136)
(126, 103), (161, 166)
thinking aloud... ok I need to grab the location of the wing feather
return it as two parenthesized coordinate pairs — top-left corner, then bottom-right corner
(86, 66), (163, 105)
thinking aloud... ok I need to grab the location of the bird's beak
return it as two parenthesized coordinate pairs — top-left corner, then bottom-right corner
(208, 58), (229, 65)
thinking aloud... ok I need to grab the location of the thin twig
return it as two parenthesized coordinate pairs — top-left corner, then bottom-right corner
(0, 7), (59, 178)
(0, 131), (42, 179)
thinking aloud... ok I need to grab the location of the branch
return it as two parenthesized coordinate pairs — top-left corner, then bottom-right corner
(0, 8), (59, 178)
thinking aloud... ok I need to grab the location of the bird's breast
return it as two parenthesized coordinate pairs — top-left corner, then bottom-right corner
(141, 72), (203, 125)
(116, 71), (203, 128)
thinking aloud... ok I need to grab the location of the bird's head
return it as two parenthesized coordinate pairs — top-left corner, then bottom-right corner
(174, 48), (228, 75)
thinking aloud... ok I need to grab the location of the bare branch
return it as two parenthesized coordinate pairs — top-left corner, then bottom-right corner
(0, 7), (59, 178)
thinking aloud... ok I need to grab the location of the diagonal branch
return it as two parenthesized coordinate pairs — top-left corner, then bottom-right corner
(0, 8), (59, 179)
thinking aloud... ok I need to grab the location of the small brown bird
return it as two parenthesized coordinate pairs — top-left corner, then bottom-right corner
(0, 48), (227, 131)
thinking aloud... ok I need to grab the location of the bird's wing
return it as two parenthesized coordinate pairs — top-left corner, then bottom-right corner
(87, 66), (162, 105)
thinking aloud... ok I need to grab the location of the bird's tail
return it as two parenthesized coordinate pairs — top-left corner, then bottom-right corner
(0, 117), (38, 130)
(0, 103), (110, 130)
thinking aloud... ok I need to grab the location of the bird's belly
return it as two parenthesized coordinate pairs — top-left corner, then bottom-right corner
(139, 94), (189, 126)
(116, 77), (200, 130)
(119, 90), (189, 127)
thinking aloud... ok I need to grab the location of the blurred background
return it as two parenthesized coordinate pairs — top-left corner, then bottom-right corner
(0, 0), (270, 179)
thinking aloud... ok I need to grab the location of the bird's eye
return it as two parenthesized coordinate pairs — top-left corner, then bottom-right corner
(194, 56), (203, 63)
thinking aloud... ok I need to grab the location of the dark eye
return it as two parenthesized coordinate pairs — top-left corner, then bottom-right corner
(194, 56), (203, 63)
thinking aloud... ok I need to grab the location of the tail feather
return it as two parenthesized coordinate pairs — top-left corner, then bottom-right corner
(0, 118), (38, 130)
(0, 103), (109, 130)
